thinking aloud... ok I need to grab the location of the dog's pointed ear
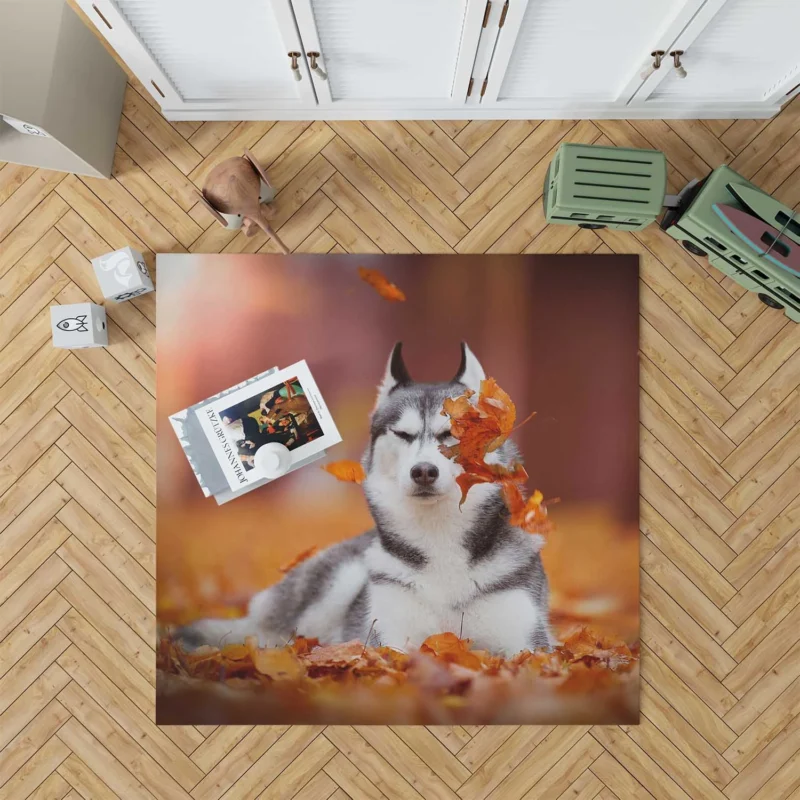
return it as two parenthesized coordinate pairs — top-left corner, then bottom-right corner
(374, 342), (412, 411)
(452, 342), (486, 393)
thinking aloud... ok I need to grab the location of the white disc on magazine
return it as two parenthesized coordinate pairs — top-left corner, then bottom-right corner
(254, 442), (291, 478)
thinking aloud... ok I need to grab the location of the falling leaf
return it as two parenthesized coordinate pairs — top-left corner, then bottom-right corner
(358, 267), (406, 302)
(278, 545), (318, 574)
(502, 484), (554, 536)
(322, 460), (366, 484)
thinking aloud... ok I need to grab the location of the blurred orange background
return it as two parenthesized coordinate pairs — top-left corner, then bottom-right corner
(156, 254), (639, 641)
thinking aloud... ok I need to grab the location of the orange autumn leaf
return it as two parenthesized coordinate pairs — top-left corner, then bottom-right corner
(440, 378), (536, 507)
(278, 545), (318, 574)
(322, 459), (366, 484)
(159, 625), (639, 722)
(250, 646), (305, 680)
(420, 632), (483, 671)
(502, 484), (554, 537)
(358, 267), (406, 302)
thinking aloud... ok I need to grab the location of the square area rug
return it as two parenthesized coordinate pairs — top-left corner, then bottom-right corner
(156, 253), (639, 725)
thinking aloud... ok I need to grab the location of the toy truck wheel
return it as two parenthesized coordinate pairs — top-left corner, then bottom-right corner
(681, 240), (708, 257)
(578, 223), (606, 229)
(758, 293), (784, 310)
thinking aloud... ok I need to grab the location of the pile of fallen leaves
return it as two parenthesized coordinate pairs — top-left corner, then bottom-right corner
(440, 377), (553, 535)
(157, 627), (639, 725)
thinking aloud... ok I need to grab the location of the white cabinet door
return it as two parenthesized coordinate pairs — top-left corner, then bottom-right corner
(288, 0), (487, 110)
(479, 0), (706, 112)
(77, 0), (316, 112)
(632, 0), (800, 110)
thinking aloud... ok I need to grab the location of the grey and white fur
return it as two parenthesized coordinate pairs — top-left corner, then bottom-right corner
(179, 343), (553, 656)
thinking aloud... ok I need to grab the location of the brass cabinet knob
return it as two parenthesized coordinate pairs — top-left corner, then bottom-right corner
(670, 50), (687, 79)
(307, 52), (328, 81)
(640, 50), (665, 81)
(288, 51), (302, 82)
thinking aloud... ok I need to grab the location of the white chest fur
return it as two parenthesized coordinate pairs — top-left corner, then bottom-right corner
(364, 492), (543, 653)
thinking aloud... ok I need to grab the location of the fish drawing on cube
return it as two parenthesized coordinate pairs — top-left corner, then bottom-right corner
(51, 303), (108, 349)
(92, 246), (154, 302)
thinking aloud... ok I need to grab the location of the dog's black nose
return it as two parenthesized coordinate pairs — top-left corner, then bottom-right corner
(410, 462), (439, 485)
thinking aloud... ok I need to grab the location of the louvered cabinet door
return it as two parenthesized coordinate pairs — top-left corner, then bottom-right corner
(632, 0), (800, 111)
(479, 0), (706, 111)
(288, 0), (487, 109)
(76, 0), (316, 113)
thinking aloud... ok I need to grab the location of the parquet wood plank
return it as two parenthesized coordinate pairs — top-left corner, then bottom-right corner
(639, 462), (736, 570)
(639, 681), (737, 790)
(0, 170), (66, 243)
(111, 147), (203, 248)
(640, 500), (736, 608)
(723, 675), (800, 772)
(55, 392), (155, 501)
(3, 63), (800, 800)
(56, 536), (154, 644)
(57, 645), (204, 789)
(454, 119), (579, 230)
(0, 698), (71, 788)
(121, 85), (202, 175)
(57, 752), (123, 799)
(641, 536), (736, 644)
(264, 121), (336, 191)
(721, 348), (800, 444)
(365, 121), (469, 210)
(0, 163), (36, 205)
(56, 681), (194, 800)
(515, 734), (603, 800)
(0, 591), (69, 681)
(56, 501), (154, 611)
(640, 618), (737, 726)
(591, 726), (694, 800)
(322, 752), (386, 800)
(189, 726), (289, 800)
(400, 121), (469, 175)
(187, 121), (239, 156)
(0, 228), (68, 317)
(723, 528), (800, 623)
(639, 354), (736, 464)
(56, 571), (154, 683)
(116, 116), (200, 211)
(56, 428), (154, 536)
(324, 127), (462, 249)
(640, 392), (735, 500)
(0, 555), (70, 642)
(0, 518), (72, 610)
(0, 192), (69, 278)
(56, 717), (157, 800)
(0, 446), (70, 535)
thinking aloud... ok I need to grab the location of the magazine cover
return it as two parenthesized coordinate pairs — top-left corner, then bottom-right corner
(194, 360), (341, 491)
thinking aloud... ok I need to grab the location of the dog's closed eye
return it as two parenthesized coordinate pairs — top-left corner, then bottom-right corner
(392, 430), (417, 443)
(435, 430), (455, 443)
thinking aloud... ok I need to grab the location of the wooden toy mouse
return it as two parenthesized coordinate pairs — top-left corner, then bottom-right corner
(197, 149), (289, 254)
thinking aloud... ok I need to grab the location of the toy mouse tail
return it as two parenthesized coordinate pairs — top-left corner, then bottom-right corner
(255, 212), (290, 255)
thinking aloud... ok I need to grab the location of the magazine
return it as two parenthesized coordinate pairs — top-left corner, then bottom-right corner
(193, 360), (341, 492)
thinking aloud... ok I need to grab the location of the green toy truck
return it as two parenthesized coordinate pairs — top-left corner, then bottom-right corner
(543, 143), (667, 231)
(659, 165), (800, 323)
(544, 142), (800, 322)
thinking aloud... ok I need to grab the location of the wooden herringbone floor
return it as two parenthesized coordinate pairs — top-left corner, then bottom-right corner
(2, 69), (800, 799)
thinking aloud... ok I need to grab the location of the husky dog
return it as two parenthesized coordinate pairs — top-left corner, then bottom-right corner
(179, 343), (552, 656)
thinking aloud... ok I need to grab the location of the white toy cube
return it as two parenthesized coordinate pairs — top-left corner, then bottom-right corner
(51, 303), (108, 349)
(91, 246), (154, 302)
